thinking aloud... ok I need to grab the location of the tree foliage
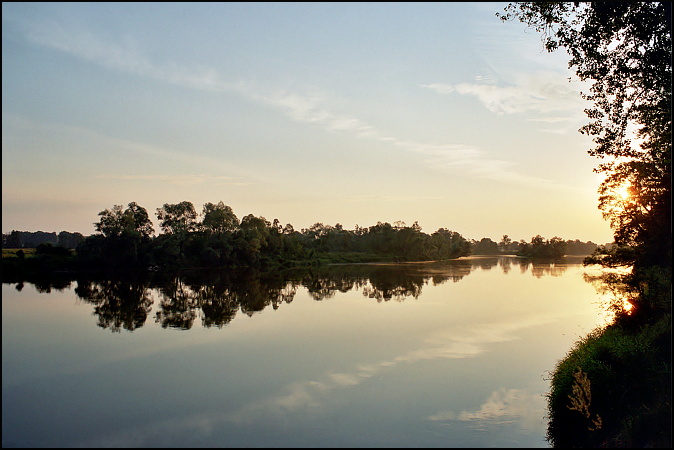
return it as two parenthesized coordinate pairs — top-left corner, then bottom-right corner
(499, 2), (671, 268)
(156, 201), (198, 235)
(517, 235), (567, 258)
(95, 202), (154, 239)
(201, 201), (239, 234)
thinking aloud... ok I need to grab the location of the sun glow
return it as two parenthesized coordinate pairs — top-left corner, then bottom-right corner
(617, 184), (632, 201)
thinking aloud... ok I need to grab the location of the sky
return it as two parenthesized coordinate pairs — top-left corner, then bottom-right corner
(2, 2), (615, 244)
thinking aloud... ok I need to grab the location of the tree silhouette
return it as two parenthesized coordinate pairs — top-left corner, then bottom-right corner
(499, 2), (671, 268)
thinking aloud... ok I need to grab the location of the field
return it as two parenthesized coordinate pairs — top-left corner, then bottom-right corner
(2, 248), (37, 258)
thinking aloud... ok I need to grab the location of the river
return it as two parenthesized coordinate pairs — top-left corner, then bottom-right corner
(2, 256), (610, 447)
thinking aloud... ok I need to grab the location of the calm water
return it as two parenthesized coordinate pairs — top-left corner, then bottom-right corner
(2, 256), (610, 448)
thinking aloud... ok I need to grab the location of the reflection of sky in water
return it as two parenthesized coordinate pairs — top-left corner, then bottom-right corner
(2, 257), (609, 448)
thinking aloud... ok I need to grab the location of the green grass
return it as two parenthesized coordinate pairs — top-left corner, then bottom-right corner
(2, 248), (37, 258)
(546, 310), (671, 447)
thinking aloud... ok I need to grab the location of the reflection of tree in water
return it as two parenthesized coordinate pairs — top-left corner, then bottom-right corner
(582, 269), (636, 319)
(154, 270), (298, 328)
(499, 257), (514, 274)
(531, 261), (570, 278)
(30, 255), (583, 332)
(8, 274), (75, 294)
(75, 279), (153, 332)
(295, 261), (475, 302)
(301, 273), (362, 301)
(155, 277), (200, 330)
(193, 284), (240, 328)
(362, 268), (424, 302)
(235, 272), (297, 317)
(32, 277), (74, 293)
(475, 257), (500, 271)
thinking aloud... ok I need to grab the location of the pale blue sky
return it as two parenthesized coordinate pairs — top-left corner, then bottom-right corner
(2, 2), (614, 243)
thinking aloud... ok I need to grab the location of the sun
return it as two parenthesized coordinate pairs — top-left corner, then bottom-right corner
(617, 184), (631, 200)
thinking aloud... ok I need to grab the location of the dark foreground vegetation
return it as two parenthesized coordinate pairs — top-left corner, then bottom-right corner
(501, 2), (671, 447)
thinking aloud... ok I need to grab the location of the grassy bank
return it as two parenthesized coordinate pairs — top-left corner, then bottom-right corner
(546, 267), (671, 447)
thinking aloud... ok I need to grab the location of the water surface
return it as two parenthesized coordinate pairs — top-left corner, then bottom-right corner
(2, 256), (609, 447)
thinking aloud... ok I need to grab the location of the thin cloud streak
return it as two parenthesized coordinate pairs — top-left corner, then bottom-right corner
(15, 18), (577, 191)
(345, 194), (443, 202)
(97, 174), (250, 186)
(2, 115), (256, 184)
(20, 18), (234, 93)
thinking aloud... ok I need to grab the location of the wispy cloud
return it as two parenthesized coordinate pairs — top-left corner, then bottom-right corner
(20, 18), (233, 93)
(2, 114), (255, 184)
(97, 174), (249, 186)
(251, 90), (375, 133)
(15, 18), (576, 190)
(346, 194), (443, 202)
(421, 72), (587, 116)
(527, 116), (577, 124)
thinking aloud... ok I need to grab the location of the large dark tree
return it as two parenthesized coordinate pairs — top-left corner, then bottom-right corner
(499, 5), (671, 448)
(499, 2), (671, 268)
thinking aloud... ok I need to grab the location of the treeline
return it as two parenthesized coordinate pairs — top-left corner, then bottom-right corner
(2, 230), (85, 249)
(71, 201), (474, 270)
(3, 200), (599, 273)
(471, 235), (599, 257)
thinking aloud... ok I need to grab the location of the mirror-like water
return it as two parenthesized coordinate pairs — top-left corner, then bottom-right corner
(2, 256), (609, 448)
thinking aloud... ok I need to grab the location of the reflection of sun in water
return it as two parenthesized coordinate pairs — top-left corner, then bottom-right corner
(584, 265), (634, 326)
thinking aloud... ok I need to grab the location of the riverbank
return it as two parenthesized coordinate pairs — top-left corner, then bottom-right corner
(546, 265), (671, 447)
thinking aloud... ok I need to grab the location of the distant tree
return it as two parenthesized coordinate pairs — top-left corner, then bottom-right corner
(95, 203), (153, 239)
(57, 231), (85, 249)
(517, 235), (567, 258)
(472, 237), (500, 255)
(3, 231), (22, 248)
(125, 202), (155, 239)
(366, 222), (396, 255)
(426, 228), (470, 260)
(95, 205), (127, 238)
(87, 202), (154, 267)
(201, 201), (239, 234)
(156, 201), (198, 235)
(499, 235), (512, 253)
(565, 239), (598, 255)
(548, 236), (567, 257)
(235, 214), (272, 265)
(392, 222), (424, 260)
(19, 231), (58, 247)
